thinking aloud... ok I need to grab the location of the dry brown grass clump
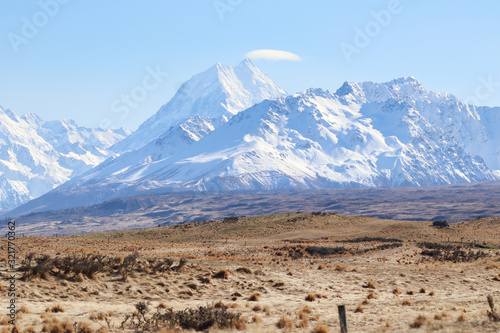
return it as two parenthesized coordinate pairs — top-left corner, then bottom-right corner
(419, 287), (426, 293)
(297, 317), (309, 328)
(305, 293), (316, 302)
(409, 315), (427, 328)
(393, 287), (401, 295)
(18, 305), (29, 314)
(47, 304), (65, 313)
(335, 263), (347, 271)
(355, 305), (364, 313)
(236, 267), (252, 274)
(457, 313), (467, 322)
(248, 293), (260, 301)
(434, 312), (448, 320)
(402, 299), (412, 306)
(367, 291), (377, 299)
(276, 316), (293, 330)
(263, 306), (271, 316)
(252, 315), (262, 324)
(312, 324), (329, 333)
(213, 269), (230, 279)
(252, 305), (262, 312)
(429, 291), (435, 296)
(301, 305), (313, 314)
(232, 317), (246, 330)
(364, 280), (376, 289)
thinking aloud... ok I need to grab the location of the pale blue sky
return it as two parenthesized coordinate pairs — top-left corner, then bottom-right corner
(1, 1), (500, 130)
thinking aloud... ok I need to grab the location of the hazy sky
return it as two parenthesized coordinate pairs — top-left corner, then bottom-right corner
(1, 1), (500, 130)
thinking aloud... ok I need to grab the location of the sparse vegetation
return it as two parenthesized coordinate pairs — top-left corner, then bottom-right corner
(120, 302), (244, 331)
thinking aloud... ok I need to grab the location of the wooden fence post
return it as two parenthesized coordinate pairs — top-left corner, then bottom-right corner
(338, 305), (348, 333)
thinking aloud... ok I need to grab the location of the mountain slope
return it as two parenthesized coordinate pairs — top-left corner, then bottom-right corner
(8, 75), (499, 216)
(0, 106), (129, 210)
(112, 59), (286, 153)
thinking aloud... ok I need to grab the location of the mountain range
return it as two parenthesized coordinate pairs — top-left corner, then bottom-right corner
(0, 107), (129, 210)
(3, 60), (500, 216)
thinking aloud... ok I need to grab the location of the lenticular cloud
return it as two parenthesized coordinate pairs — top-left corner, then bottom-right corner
(245, 49), (302, 61)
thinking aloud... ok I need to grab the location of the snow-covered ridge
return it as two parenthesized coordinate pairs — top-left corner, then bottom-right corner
(0, 106), (129, 210)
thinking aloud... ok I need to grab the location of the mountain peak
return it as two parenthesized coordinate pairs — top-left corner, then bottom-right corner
(112, 60), (286, 153)
(237, 57), (255, 68)
(389, 76), (422, 86)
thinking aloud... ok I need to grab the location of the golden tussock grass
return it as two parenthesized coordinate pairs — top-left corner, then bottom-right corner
(47, 304), (64, 313)
(212, 269), (230, 279)
(252, 305), (262, 312)
(298, 317), (309, 328)
(312, 324), (329, 333)
(402, 299), (412, 306)
(335, 263), (347, 271)
(409, 315), (427, 328)
(276, 316), (293, 330)
(364, 280), (376, 289)
(252, 315), (262, 324)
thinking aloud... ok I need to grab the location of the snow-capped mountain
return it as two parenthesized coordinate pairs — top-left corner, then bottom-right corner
(112, 58), (286, 153)
(6, 69), (500, 216)
(0, 106), (130, 210)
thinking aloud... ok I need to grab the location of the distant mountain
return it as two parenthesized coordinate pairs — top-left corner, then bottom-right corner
(112, 58), (286, 153)
(0, 106), (130, 210)
(6, 69), (500, 217)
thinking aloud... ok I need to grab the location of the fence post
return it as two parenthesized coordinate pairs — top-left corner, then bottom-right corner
(338, 305), (348, 333)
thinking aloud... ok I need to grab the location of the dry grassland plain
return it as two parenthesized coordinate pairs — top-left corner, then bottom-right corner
(2, 213), (500, 332)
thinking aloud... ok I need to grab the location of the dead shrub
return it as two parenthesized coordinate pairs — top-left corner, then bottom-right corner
(305, 293), (316, 302)
(248, 293), (260, 302)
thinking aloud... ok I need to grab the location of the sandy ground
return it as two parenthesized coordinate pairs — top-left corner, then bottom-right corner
(1, 213), (500, 332)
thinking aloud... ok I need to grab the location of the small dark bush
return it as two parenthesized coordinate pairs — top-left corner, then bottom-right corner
(121, 302), (244, 331)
